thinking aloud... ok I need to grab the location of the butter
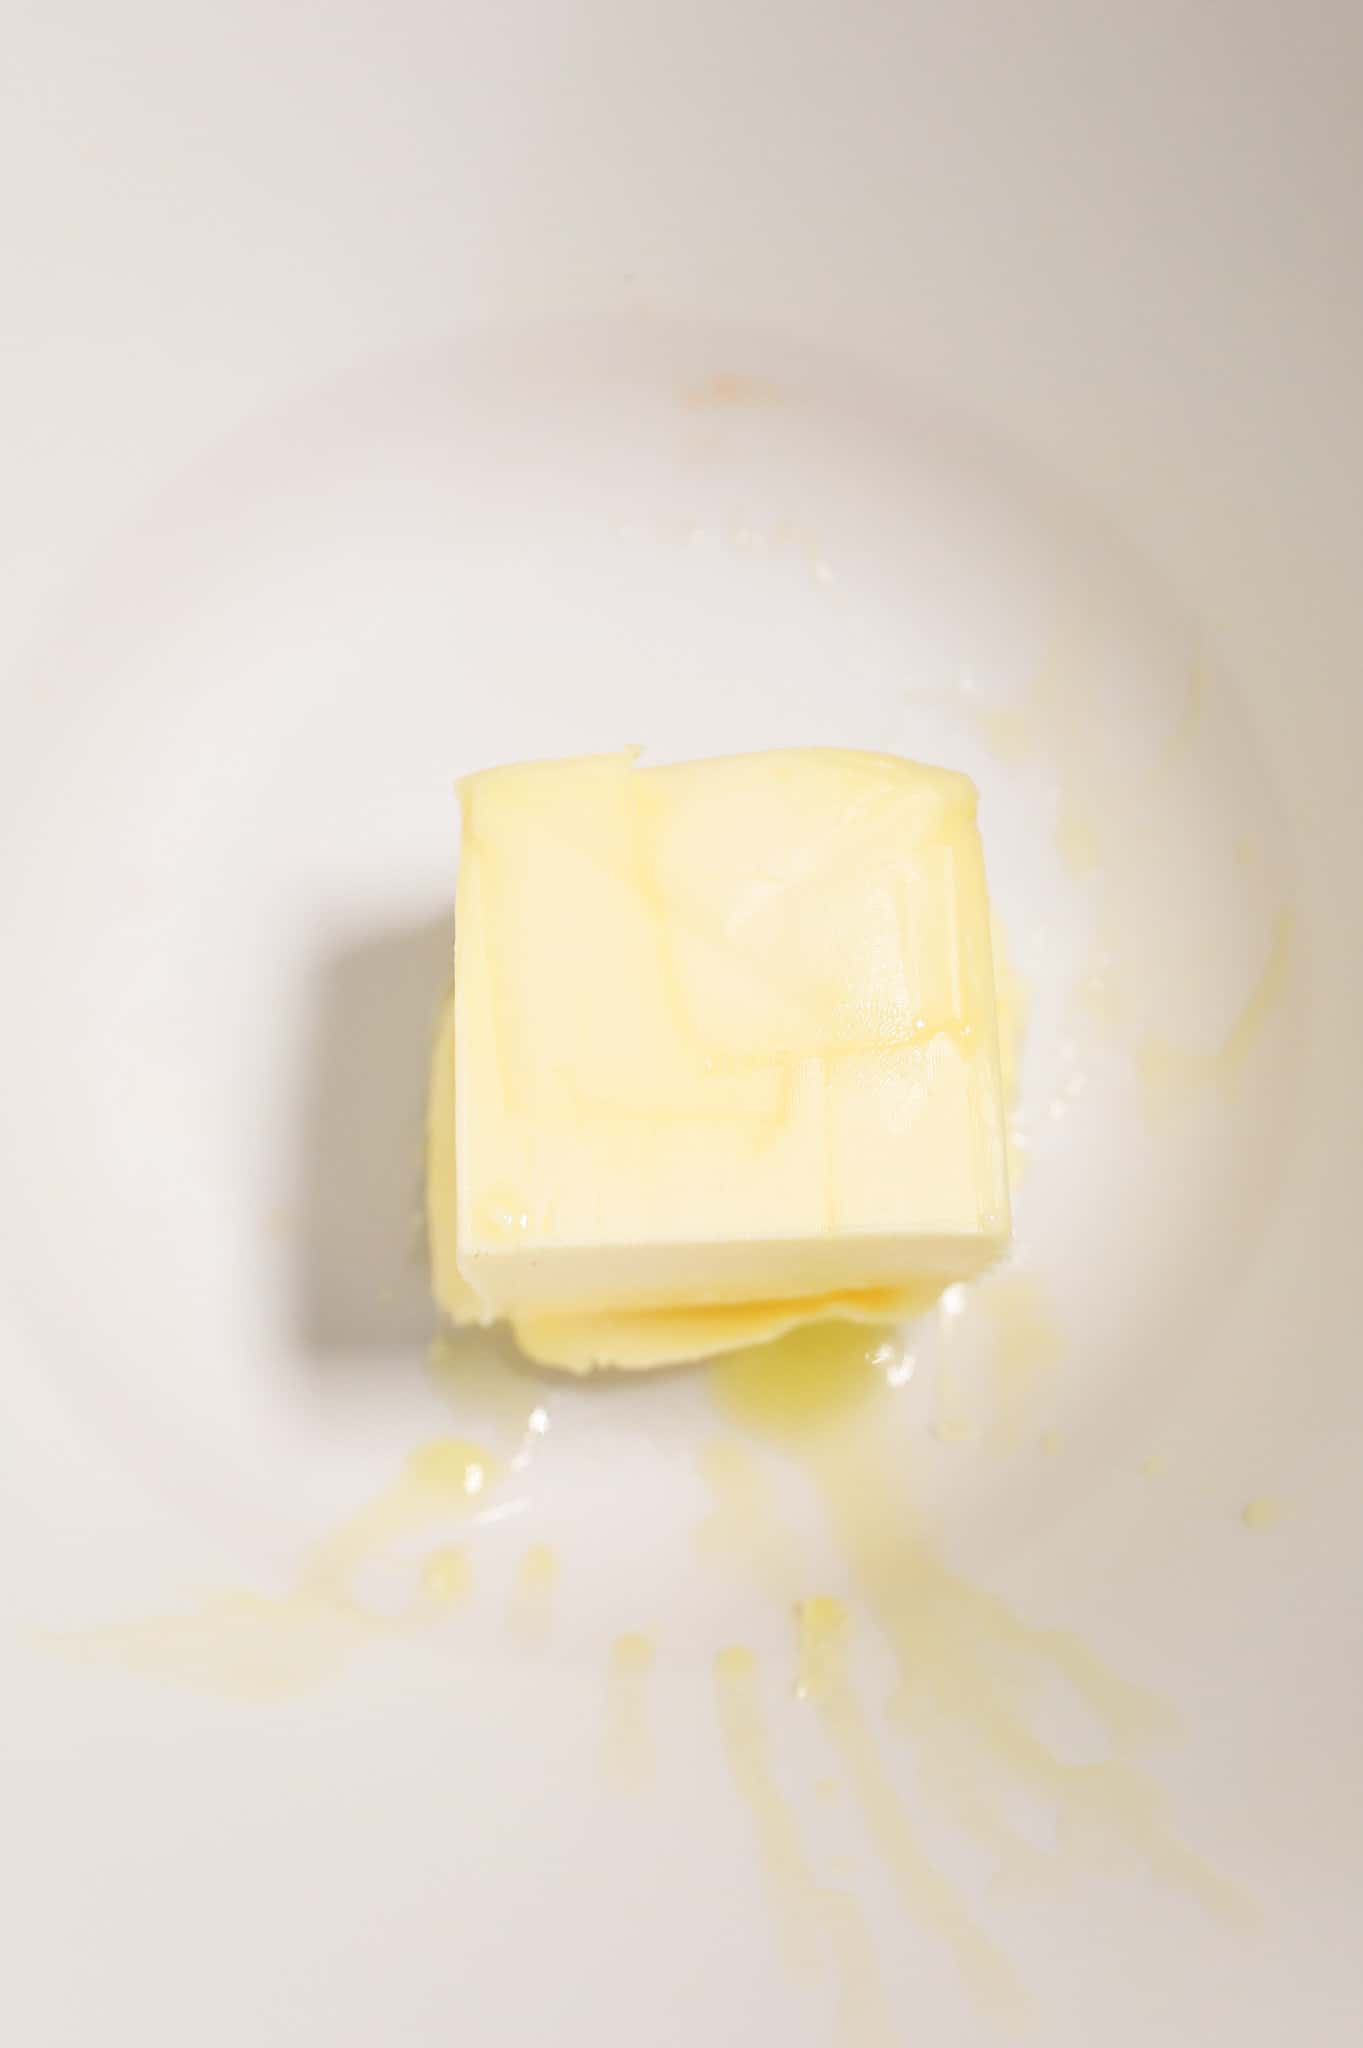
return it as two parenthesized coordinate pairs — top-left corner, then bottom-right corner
(430, 748), (1010, 1368)
(512, 1282), (943, 1373)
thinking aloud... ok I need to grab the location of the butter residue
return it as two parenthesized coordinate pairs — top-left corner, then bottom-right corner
(40, 1439), (499, 1700)
(702, 1322), (1253, 1988)
(793, 1598), (1024, 2019)
(714, 1644), (896, 2046)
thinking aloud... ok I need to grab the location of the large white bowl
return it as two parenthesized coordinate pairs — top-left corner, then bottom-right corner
(3, 6), (1360, 2043)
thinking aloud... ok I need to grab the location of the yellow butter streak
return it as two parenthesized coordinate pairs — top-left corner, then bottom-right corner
(715, 1646), (896, 2046)
(794, 1598), (1024, 2019)
(707, 1325), (1253, 1949)
(41, 1439), (499, 1700)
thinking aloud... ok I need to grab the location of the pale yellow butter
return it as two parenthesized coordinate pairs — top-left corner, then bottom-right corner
(429, 748), (1010, 1369)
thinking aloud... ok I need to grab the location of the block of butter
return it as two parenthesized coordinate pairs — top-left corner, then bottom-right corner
(428, 748), (1011, 1369)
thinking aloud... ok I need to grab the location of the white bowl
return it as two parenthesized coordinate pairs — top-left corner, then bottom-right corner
(2, 7), (1359, 2044)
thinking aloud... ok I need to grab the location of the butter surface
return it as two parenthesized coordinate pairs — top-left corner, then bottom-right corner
(433, 748), (1010, 1366)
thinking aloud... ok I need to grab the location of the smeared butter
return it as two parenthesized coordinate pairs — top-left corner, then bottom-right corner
(429, 748), (1010, 1369)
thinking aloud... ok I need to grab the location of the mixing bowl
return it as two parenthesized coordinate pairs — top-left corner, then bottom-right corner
(2, 7), (1359, 2043)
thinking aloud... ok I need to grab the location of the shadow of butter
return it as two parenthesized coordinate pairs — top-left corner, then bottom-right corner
(293, 912), (454, 1358)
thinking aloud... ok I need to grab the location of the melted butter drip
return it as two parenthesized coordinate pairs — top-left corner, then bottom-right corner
(41, 1439), (499, 1700)
(793, 1598), (1024, 2019)
(606, 1633), (655, 1791)
(714, 1646), (896, 2046)
(707, 1326), (1253, 1953)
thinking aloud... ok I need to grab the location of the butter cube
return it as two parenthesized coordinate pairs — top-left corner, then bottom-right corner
(446, 748), (1010, 1325)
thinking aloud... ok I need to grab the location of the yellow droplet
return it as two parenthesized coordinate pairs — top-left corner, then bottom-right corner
(405, 1437), (501, 1500)
(1241, 1497), (1285, 1531)
(519, 1542), (558, 1594)
(611, 1631), (654, 1676)
(421, 1547), (470, 1604)
(710, 1320), (891, 1443)
(793, 1595), (848, 1704)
